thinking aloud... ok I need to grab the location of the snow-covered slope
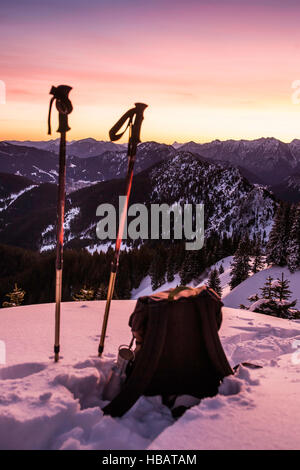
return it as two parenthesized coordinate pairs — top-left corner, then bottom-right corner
(223, 266), (300, 309)
(0, 301), (300, 450)
(131, 274), (182, 299)
(132, 256), (234, 300)
(197, 256), (233, 297)
(149, 153), (275, 240)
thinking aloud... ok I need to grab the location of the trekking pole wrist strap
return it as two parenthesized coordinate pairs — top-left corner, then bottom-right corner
(48, 85), (73, 135)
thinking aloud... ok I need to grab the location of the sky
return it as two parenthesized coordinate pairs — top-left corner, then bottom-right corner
(1, 0), (300, 143)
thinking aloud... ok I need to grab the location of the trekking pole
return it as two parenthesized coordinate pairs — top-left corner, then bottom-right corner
(48, 85), (73, 362)
(98, 103), (148, 357)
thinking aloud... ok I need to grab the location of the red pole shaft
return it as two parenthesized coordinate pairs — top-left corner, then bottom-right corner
(98, 129), (135, 356)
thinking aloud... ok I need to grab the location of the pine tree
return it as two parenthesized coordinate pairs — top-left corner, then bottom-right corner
(95, 283), (107, 300)
(2, 283), (25, 307)
(166, 250), (176, 283)
(266, 202), (291, 266)
(273, 273), (295, 302)
(149, 247), (167, 290)
(287, 203), (300, 273)
(207, 268), (222, 296)
(252, 237), (264, 274)
(230, 235), (251, 290)
(246, 273), (298, 319)
(179, 251), (193, 285)
(219, 263), (224, 275)
(269, 274), (297, 318)
(73, 286), (95, 301)
(173, 243), (185, 275)
(179, 250), (201, 285)
(260, 276), (274, 299)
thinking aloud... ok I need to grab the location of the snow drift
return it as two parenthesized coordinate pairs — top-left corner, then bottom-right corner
(223, 266), (300, 309)
(0, 300), (300, 450)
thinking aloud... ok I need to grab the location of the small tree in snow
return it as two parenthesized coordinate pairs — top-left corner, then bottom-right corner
(207, 268), (222, 297)
(273, 274), (292, 301)
(287, 203), (300, 273)
(266, 202), (291, 267)
(245, 273), (299, 319)
(166, 250), (176, 283)
(149, 248), (167, 290)
(2, 284), (25, 308)
(73, 286), (95, 301)
(252, 238), (265, 274)
(260, 276), (274, 300)
(95, 283), (107, 300)
(219, 263), (224, 275)
(230, 235), (251, 290)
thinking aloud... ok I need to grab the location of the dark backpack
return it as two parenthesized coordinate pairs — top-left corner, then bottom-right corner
(103, 285), (233, 417)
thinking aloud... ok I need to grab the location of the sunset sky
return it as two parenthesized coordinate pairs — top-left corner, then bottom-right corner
(1, 0), (300, 143)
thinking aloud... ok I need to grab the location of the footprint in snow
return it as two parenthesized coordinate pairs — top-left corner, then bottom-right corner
(0, 363), (46, 380)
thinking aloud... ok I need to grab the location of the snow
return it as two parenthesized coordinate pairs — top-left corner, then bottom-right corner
(0, 300), (300, 450)
(85, 243), (112, 255)
(131, 256), (234, 300)
(131, 274), (182, 299)
(40, 244), (56, 253)
(41, 224), (54, 237)
(223, 266), (300, 309)
(249, 298), (269, 312)
(197, 256), (233, 297)
(0, 185), (37, 212)
(64, 207), (80, 231)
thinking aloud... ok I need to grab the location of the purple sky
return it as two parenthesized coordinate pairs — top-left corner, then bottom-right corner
(1, 0), (300, 142)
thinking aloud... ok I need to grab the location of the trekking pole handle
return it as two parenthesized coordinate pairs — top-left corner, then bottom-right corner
(109, 103), (148, 146)
(48, 85), (73, 135)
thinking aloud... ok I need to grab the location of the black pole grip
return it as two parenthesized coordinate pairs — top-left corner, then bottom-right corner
(130, 103), (148, 146)
(109, 103), (148, 144)
(48, 85), (73, 135)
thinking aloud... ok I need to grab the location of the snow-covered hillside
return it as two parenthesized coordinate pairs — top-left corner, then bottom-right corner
(223, 266), (300, 309)
(197, 256), (233, 297)
(131, 257), (233, 299)
(0, 300), (300, 449)
(132, 259), (300, 311)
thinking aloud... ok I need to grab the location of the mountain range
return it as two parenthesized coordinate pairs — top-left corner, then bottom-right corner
(0, 141), (174, 192)
(6, 138), (126, 157)
(0, 151), (276, 251)
(1, 136), (299, 252)
(2, 137), (300, 201)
